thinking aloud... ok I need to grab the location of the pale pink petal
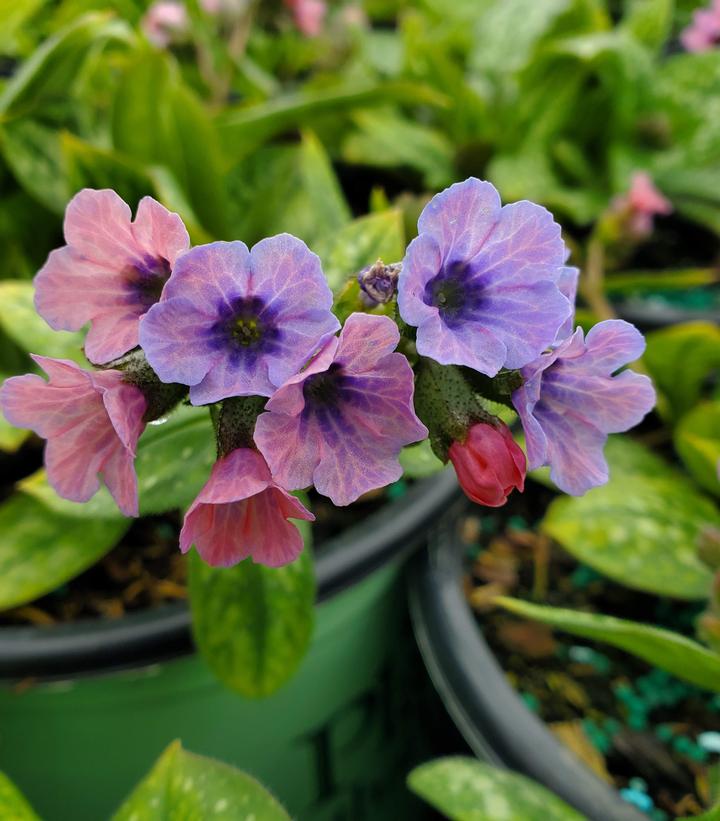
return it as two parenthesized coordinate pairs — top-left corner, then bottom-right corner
(335, 313), (400, 373)
(34, 247), (129, 332)
(132, 196), (190, 267)
(84, 310), (145, 365)
(63, 189), (141, 267)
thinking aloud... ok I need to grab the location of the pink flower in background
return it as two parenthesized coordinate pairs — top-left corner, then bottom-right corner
(625, 172), (673, 237)
(255, 313), (428, 507)
(180, 448), (314, 567)
(0, 357), (146, 516)
(681, 1), (720, 52)
(285, 0), (327, 36)
(34, 189), (189, 365)
(141, 1), (189, 47)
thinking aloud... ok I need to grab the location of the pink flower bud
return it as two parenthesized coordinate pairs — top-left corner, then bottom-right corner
(284, 0), (326, 37)
(141, 1), (189, 48)
(448, 422), (526, 507)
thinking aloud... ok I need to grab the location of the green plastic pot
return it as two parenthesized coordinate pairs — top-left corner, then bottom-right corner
(0, 471), (459, 821)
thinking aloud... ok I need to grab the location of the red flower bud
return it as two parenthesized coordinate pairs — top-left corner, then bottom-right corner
(448, 422), (526, 507)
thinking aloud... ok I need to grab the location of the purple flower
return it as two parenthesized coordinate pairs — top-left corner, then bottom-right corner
(34, 189), (190, 365)
(555, 263), (579, 342)
(397, 178), (572, 376)
(254, 313), (428, 506)
(139, 235), (339, 405)
(512, 320), (656, 495)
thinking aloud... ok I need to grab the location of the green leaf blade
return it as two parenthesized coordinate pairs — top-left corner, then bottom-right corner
(497, 598), (720, 693)
(408, 757), (583, 821)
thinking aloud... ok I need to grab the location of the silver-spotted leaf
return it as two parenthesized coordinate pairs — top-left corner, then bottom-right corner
(112, 741), (289, 820)
(189, 533), (315, 698)
(408, 757), (583, 820)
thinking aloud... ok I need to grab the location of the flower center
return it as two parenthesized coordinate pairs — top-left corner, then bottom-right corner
(209, 295), (281, 360)
(303, 363), (344, 409)
(423, 259), (483, 326)
(127, 256), (172, 310)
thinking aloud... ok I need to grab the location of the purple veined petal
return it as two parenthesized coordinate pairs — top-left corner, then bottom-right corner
(468, 278), (571, 370)
(264, 337), (339, 417)
(335, 313), (400, 373)
(415, 311), (507, 375)
(535, 404), (610, 495)
(256, 312), (426, 506)
(583, 319), (646, 373)
(63, 189), (140, 266)
(555, 265), (579, 342)
(417, 177), (502, 262)
(254, 411), (320, 491)
(189, 349), (275, 405)
(132, 196), (190, 268)
(469, 200), (565, 288)
(512, 383), (549, 471)
(397, 233), (444, 327)
(34, 247), (130, 332)
(311, 422), (405, 506)
(84, 309), (146, 365)
(161, 241), (251, 313)
(139, 297), (221, 387)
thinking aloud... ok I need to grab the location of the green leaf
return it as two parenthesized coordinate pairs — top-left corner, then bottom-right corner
(497, 597), (720, 693)
(605, 267), (717, 296)
(0, 769), (40, 820)
(189, 536), (316, 698)
(0, 493), (129, 611)
(0, 0), (47, 57)
(0, 12), (131, 120)
(215, 81), (449, 159)
(621, 0), (674, 51)
(674, 402), (720, 497)
(112, 49), (229, 238)
(0, 280), (87, 362)
(60, 132), (154, 207)
(224, 131), (350, 248)
(471, 0), (572, 75)
(314, 209), (405, 293)
(19, 406), (216, 519)
(112, 741), (290, 820)
(399, 440), (446, 479)
(644, 322), (720, 421)
(408, 757), (583, 821)
(343, 109), (455, 189)
(540, 437), (715, 600)
(0, 119), (68, 213)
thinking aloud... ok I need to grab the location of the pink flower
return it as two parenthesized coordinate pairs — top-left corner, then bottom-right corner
(681, 2), (720, 52)
(612, 172), (672, 240)
(0, 357), (146, 516)
(448, 422), (526, 507)
(285, 0), (326, 36)
(141, 1), (189, 47)
(180, 449), (314, 567)
(34, 189), (190, 365)
(254, 313), (428, 507)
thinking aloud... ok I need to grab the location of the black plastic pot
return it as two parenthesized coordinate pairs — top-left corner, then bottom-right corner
(408, 507), (646, 821)
(0, 470), (460, 821)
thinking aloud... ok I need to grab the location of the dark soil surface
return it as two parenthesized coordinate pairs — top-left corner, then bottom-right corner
(463, 486), (720, 820)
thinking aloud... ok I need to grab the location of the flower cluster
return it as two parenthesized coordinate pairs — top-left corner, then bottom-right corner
(1, 180), (655, 569)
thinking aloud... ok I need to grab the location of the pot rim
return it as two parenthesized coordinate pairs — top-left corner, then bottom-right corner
(407, 508), (646, 821)
(0, 469), (459, 680)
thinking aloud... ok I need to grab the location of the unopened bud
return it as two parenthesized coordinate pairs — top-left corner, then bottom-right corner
(698, 527), (720, 571)
(357, 260), (400, 305)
